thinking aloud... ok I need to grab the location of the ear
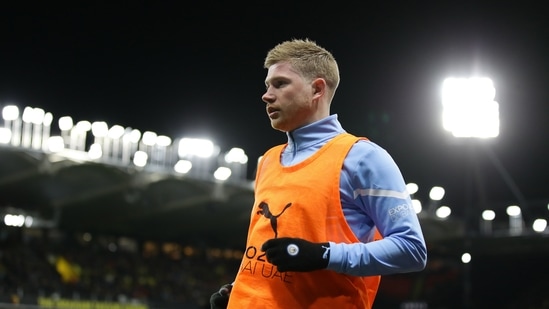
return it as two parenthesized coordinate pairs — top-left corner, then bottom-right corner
(311, 78), (327, 100)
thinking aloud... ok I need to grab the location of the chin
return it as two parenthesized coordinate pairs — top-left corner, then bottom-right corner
(271, 124), (288, 132)
(271, 119), (293, 132)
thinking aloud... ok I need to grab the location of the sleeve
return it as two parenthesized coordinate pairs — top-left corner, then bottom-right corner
(327, 140), (427, 276)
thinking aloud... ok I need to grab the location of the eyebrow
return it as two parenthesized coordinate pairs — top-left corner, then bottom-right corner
(265, 75), (289, 86)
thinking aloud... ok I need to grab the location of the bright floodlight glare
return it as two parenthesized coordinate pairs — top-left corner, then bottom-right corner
(156, 135), (172, 147)
(43, 112), (53, 126)
(178, 138), (215, 158)
(88, 143), (102, 160)
(225, 147), (248, 164)
(411, 199), (422, 214)
(75, 120), (92, 132)
(129, 129), (141, 143)
(506, 205), (521, 217)
(2, 105), (19, 121)
(482, 210), (496, 221)
(429, 186), (445, 201)
(406, 183), (419, 195)
(22, 106), (34, 123)
(435, 206), (451, 219)
(47, 136), (65, 152)
(133, 150), (148, 167)
(214, 167), (232, 181)
(24, 216), (34, 227)
(532, 219), (547, 233)
(461, 252), (472, 264)
(142, 131), (157, 146)
(58, 116), (74, 131)
(4, 214), (25, 227)
(30, 108), (45, 125)
(108, 125), (125, 139)
(441, 77), (499, 138)
(91, 121), (108, 137)
(0, 128), (11, 144)
(174, 160), (192, 174)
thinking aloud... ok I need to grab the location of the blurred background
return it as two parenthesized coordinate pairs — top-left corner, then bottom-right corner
(1, 1), (548, 308)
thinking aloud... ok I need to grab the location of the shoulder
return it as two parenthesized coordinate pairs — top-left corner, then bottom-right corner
(350, 138), (390, 157)
(347, 139), (400, 170)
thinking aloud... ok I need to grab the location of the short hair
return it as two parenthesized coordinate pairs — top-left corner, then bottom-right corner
(264, 38), (340, 91)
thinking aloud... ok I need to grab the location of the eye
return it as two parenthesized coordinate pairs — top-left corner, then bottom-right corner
(265, 78), (288, 90)
(273, 80), (287, 88)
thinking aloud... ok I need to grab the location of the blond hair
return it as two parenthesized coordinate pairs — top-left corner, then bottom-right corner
(264, 38), (340, 91)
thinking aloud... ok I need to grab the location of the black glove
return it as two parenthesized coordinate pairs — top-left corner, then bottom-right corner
(261, 237), (330, 272)
(210, 283), (232, 309)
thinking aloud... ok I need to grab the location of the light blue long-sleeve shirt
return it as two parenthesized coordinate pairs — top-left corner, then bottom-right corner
(281, 114), (427, 277)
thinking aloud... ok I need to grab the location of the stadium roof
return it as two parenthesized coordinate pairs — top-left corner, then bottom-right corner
(2, 145), (548, 258)
(0, 146), (254, 248)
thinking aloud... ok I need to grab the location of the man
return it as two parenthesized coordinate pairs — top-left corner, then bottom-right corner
(211, 38), (427, 309)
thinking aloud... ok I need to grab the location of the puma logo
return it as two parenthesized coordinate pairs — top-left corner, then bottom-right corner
(256, 201), (292, 238)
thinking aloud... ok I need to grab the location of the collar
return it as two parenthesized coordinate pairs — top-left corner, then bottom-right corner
(285, 114), (346, 153)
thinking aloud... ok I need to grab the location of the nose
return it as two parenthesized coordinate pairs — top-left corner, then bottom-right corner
(262, 89), (275, 104)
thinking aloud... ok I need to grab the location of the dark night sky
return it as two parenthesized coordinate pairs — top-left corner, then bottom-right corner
(1, 1), (548, 211)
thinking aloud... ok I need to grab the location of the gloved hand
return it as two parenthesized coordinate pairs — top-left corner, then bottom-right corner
(261, 237), (330, 272)
(210, 283), (232, 309)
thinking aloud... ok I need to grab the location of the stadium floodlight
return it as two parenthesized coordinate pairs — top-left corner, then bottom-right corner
(2, 105), (19, 122)
(29, 107), (45, 125)
(129, 129), (141, 144)
(41, 112), (53, 151)
(30, 107), (45, 150)
(91, 121), (108, 138)
(506, 205), (521, 217)
(441, 77), (499, 138)
(47, 136), (65, 153)
(481, 209), (496, 235)
(154, 135), (172, 166)
(224, 147), (248, 164)
(214, 166), (231, 181)
(532, 219), (547, 233)
(174, 159), (192, 174)
(21, 106), (35, 148)
(21, 106), (34, 123)
(406, 182), (419, 195)
(429, 186), (445, 201)
(88, 143), (102, 160)
(74, 120), (91, 151)
(58, 116), (74, 148)
(43, 112), (53, 127)
(156, 135), (172, 147)
(122, 128), (140, 164)
(426, 185), (446, 217)
(4, 214), (26, 227)
(108, 125), (125, 158)
(224, 147), (248, 180)
(108, 125), (125, 140)
(435, 205), (451, 219)
(178, 137), (215, 158)
(133, 150), (148, 167)
(141, 131), (157, 147)
(506, 205), (523, 235)
(411, 199), (422, 214)
(0, 127), (11, 144)
(2, 105), (21, 146)
(482, 209), (496, 221)
(58, 116), (74, 131)
(91, 121), (109, 155)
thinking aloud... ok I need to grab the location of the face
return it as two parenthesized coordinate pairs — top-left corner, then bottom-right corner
(262, 62), (316, 132)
